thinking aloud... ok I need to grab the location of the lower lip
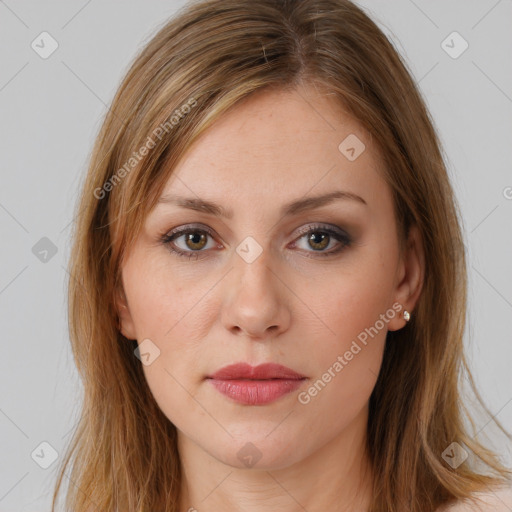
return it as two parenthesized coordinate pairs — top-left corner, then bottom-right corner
(208, 378), (305, 405)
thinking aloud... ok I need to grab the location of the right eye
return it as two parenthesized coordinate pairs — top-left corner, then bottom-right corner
(160, 225), (220, 260)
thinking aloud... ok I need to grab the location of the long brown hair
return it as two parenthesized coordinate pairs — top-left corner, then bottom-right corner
(52, 0), (512, 510)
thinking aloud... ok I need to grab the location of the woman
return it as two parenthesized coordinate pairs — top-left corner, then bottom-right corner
(52, 0), (512, 510)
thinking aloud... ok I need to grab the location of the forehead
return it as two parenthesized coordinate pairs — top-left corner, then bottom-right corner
(159, 86), (389, 215)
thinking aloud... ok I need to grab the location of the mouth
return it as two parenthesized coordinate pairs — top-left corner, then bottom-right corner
(206, 362), (307, 405)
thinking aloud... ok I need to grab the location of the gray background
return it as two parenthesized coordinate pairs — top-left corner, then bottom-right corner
(0, 1), (511, 510)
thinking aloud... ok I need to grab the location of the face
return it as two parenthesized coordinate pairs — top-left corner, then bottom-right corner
(117, 84), (423, 470)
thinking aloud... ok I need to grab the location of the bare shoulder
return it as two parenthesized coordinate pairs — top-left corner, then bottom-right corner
(438, 485), (512, 512)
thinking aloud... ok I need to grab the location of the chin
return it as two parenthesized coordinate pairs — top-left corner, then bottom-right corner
(206, 431), (309, 471)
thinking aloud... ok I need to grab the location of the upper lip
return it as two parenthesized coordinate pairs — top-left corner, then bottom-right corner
(207, 362), (306, 380)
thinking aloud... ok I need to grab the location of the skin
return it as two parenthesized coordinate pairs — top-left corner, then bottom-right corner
(116, 83), (425, 512)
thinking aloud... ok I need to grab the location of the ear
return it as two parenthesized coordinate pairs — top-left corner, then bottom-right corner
(114, 284), (137, 340)
(387, 223), (425, 331)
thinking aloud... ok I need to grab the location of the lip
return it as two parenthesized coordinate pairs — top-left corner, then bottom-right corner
(207, 362), (306, 380)
(206, 363), (307, 405)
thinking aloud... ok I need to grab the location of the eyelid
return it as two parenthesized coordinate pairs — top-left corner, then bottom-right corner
(164, 223), (217, 239)
(292, 222), (348, 240)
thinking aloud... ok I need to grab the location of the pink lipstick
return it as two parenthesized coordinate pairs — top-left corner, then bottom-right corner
(206, 362), (307, 405)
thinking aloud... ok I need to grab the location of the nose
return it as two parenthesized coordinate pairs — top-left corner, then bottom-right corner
(220, 245), (291, 340)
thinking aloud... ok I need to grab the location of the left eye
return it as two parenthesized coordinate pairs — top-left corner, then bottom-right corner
(291, 226), (351, 256)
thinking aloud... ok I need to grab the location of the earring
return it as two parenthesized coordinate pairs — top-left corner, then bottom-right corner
(403, 310), (411, 322)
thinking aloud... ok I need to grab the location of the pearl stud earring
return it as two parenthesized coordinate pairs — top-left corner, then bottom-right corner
(403, 310), (411, 322)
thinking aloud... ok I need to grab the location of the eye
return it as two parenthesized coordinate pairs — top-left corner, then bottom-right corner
(160, 225), (219, 260)
(291, 224), (352, 257)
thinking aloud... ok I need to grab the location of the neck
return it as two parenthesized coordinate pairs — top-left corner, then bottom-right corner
(178, 404), (373, 512)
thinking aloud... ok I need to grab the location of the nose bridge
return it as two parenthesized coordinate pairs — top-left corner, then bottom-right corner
(232, 236), (277, 306)
(221, 235), (290, 337)
(234, 239), (275, 298)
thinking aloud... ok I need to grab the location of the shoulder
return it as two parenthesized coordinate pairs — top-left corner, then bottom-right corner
(439, 485), (512, 512)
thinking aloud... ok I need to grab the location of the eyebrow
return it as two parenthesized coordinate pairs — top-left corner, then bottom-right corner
(156, 190), (367, 219)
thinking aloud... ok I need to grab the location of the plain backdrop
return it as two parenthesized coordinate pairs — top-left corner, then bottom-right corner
(0, 1), (511, 510)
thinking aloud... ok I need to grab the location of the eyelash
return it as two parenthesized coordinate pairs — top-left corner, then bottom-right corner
(159, 223), (352, 260)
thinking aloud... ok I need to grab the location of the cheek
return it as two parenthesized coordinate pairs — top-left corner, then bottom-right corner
(341, 232), (396, 330)
(295, 281), (389, 439)
(312, 256), (394, 351)
(298, 245), (395, 408)
(123, 251), (207, 341)
(121, 254), (215, 422)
